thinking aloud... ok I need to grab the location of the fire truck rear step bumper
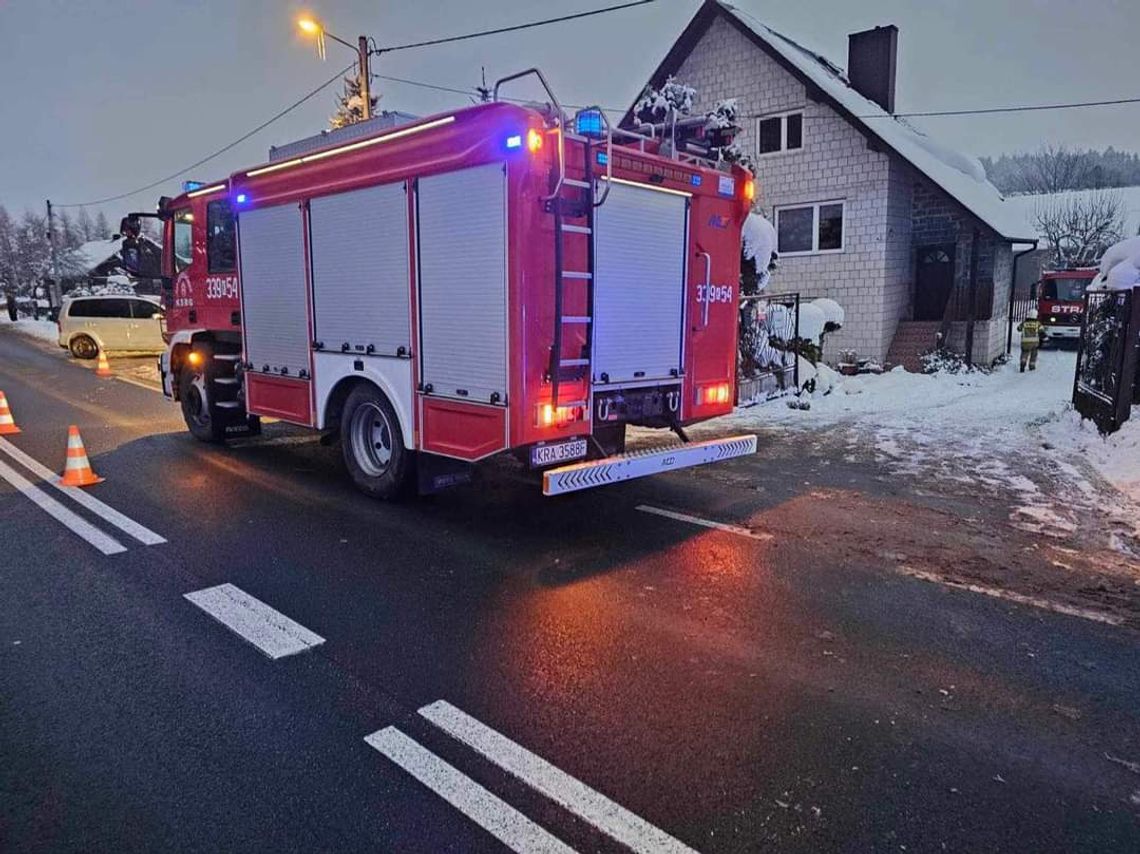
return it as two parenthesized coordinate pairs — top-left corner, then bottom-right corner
(542, 434), (757, 496)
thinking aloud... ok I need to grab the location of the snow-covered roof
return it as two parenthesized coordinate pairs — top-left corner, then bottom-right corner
(1001, 185), (1140, 244)
(634, 0), (1038, 242)
(71, 238), (121, 274)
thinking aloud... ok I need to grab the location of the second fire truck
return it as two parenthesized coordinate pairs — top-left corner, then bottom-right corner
(132, 70), (756, 498)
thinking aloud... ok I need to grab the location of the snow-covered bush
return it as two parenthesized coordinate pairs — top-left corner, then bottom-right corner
(633, 76), (696, 124)
(1094, 235), (1140, 291)
(741, 211), (777, 293)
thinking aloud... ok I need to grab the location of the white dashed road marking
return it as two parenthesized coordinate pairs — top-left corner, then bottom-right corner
(184, 583), (325, 659)
(0, 458), (126, 555)
(417, 700), (697, 854)
(636, 504), (773, 542)
(0, 437), (166, 546)
(365, 727), (576, 854)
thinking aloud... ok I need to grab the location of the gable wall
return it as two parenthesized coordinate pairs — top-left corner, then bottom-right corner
(671, 14), (909, 360)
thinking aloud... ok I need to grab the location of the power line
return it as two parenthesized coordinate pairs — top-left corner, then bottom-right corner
(57, 62), (356, 208)
(868, 96), (1140, 119)
(747, 96), (1140, 122)
(373, 0), (655, 54)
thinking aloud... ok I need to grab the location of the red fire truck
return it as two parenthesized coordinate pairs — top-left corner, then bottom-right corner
(1036, 266), (1098, 345)
(134, 70), (756, 498)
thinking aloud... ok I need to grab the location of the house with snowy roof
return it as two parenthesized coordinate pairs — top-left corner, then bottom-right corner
(626, 0), (1038, 366)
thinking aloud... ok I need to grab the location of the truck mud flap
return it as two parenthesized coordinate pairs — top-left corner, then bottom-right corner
(542, 434), (757, 496)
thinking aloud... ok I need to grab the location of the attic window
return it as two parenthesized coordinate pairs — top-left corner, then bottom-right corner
(757, 111), (804, 156)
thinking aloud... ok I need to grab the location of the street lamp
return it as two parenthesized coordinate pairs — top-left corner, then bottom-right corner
(297, 14), (373, 121)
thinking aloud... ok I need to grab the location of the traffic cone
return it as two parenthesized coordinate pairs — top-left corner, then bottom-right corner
(95, 348), (113, 377)
(59, 425), (104, 487)
(0, 391), (20, 435)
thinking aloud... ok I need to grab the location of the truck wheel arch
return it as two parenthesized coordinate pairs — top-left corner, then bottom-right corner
(321, 374), (413, 449)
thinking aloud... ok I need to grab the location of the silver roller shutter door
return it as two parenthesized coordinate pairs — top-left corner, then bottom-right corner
(310, 182), (411, 356)
(238, 203), (310, 377)
(417, 163), (507, 403)
(593, 181), (688, 385)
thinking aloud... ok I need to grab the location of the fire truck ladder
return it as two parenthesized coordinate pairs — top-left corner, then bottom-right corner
(549, 110), (612, 407)
(490, 71), (612, 408)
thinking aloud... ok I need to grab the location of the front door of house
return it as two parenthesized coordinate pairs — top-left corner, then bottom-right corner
(914, 244), (955, 321)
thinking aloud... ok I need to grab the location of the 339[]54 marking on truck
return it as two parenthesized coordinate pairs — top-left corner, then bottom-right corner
(127, 70), (758, 499)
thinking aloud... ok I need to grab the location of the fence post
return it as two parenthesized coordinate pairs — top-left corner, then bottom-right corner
(964, 227), (980, 366)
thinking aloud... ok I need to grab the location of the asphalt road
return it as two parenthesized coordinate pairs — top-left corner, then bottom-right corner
(1, 330), (1139, 853)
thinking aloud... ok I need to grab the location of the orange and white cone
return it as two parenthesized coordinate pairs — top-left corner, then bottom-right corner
(0, 391), (20, 435)
(95, 348), (113, 378)
(59, 425), (104, 487)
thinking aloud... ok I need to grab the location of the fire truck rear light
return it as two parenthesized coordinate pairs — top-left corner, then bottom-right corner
(538, 403), (583, 427)
(698, 383), (731, 406)
(743, 179), (755, 202)
(527, 128), (543, 153)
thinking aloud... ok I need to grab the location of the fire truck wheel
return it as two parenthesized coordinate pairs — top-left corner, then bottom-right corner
(179, 348), (226, 443)
(341, 385), (411, 500)
(69, 335), (99, 360)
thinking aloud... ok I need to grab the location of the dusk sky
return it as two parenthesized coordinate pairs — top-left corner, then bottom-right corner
(1, 0), (1136, 222)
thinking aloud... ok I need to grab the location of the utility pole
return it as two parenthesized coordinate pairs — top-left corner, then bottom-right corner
(358, 36), (372, 120)
(45, 199), (60, 318)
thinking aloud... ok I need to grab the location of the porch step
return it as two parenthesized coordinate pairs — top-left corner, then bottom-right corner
(886, 321), (943, 373)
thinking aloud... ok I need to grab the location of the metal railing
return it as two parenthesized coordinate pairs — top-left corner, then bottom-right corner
(737, 292), (801, 405)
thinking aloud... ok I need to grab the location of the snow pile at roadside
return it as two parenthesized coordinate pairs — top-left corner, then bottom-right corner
(1040, 410), (1140, 501)
(708, 350), (1140, 544)
(0, 315), (59, 345)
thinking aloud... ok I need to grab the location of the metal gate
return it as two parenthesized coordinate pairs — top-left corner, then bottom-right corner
(1073, 287), (1140, 434)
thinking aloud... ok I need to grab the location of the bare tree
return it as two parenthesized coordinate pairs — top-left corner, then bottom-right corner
(1034, 189), (1125, 265)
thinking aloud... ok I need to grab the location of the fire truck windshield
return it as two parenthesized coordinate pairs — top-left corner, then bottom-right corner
(1042, 277), (1088, 302)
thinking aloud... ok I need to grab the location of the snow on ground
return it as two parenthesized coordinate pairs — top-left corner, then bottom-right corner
(708, 349), (1140, 553)
(0, 315), (60, 346)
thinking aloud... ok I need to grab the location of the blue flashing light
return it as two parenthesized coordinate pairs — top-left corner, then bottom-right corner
(235, 193), (248, 204)
(575, 109), (605, 139)
(181, 180), (207, 192)
(505, 134), (523, 150)
(690, 174), (702, 187)
(596, 151), (609, 166)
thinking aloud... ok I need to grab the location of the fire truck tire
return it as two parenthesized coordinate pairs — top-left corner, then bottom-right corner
(179, 346), (227, 444)
(69, 335), (99, 360)
(340, 384), (412, 500)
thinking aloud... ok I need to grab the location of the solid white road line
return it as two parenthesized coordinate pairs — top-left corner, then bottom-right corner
(636, 504), (773, 542)
(0, 458), (126, 555)
(0, 437), (166, 546)
(419, 701), (697, 854)
(365, 727), (576, 854)
(183, 583), (325, 659)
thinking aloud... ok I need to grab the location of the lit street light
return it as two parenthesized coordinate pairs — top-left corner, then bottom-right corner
(297, 13), (373, 121)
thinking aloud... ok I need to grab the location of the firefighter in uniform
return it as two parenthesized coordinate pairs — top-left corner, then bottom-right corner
(1018, 308), (1041, 372)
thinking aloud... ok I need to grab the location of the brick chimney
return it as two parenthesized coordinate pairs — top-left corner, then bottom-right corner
(848, 25), (898, 114)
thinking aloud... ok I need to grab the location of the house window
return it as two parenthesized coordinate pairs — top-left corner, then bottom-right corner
(775, 200), (846, 255)
(756, 111), (804, 156)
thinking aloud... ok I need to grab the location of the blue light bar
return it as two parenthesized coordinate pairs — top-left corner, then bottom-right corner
(182, 180), (207, 192)
(505, 134), (522, 149)
(575, 109), (605, 139)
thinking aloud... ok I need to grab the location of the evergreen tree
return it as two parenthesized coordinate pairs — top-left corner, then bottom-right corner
(0, 206), (16, 292)
(94, 210), (111, 239)
(329, 75), (378, 130)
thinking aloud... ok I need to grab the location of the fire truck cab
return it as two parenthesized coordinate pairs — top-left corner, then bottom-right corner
(1035, 267), (1097, 344)
(152, 70), (756, 499)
